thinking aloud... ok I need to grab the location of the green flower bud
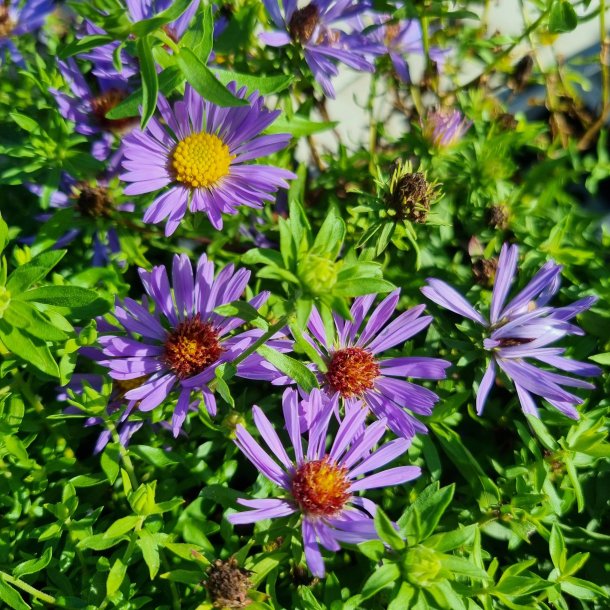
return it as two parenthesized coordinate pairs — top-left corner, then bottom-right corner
(298, 253), (339, 296)
(402, 546), (442, 587)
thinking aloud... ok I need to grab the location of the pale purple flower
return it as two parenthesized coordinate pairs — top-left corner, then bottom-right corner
(294, 291), (451, 440)
(0, 0), (53, 65)
(97, 253), (276, 436)
(424, 108), (471, 147)
(228, 388), (420, 578)
(120, 83), (295, 235)
(260, 0), (384, 98)
(360, 14), (447, 83)
(51, 58), (137, 162)
(422, 243), (601, 419)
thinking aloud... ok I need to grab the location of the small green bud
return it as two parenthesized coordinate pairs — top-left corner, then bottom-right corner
(130, 482), (157, 516)
(298, 253), (339, 296)
(402, 546), (442, 586)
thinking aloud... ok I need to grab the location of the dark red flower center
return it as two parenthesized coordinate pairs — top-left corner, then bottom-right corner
(90, 89), (138, 133)
(163, 314), (223, 379)
(326, 347), (380, 398)
(291, 457), (350, 518)
(288, 3), (319, 43)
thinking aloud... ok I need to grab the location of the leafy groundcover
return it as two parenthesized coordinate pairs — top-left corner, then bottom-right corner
(1, 1), (609, 609)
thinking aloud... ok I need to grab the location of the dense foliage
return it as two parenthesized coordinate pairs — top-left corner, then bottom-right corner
(1, 0), (609, 609)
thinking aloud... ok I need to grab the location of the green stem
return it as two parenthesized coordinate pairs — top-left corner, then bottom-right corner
(0, 571), (56, 605)
(367, 73), (379, 175)
(601, 0), (609, 111)
(106, 418), (139, 492)
(153, 30), (180, 54)
(161, 552), (181, 610)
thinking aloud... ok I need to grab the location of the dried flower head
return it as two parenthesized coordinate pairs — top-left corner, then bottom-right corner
(387, 161), (438, 223)
(205, 558), (252, 609)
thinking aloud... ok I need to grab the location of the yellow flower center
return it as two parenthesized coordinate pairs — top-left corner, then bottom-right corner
(171, 132), (232, 189)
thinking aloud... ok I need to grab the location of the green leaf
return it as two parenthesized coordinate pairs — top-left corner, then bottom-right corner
(214, 69), (294, 95)
(214, 301), (265, 324)
(358, 540), (385, 562)
(10, 113), (40, 134)
(3, 303), (69, 341)
(180, 3), (213, 60)
(266, 115), (337, 137)
(129, 445), (179, 468)
(106, 558), (128, 597)
(334, 278), (395, 297)
(6, 250), (65, 293)
(107, 67), (183, 120)
(160, 569), (204, 584)
(137, 36), (159, 128)
(0, 578), (30, 610)
(0, 321), (60, 377)
(256, 344), (318, 392)
(589, 352), (610, 365)
(424, 524), (477, 553)
(104, 515), (142, 539)
(439, 554), (490, 581)
(360, 562), (400, 600)
(13, 548), (53, 578)
(137, 529), (160, 579)
(561, 576), (609, 600)
(58, 34), (115, 59)
(374, 508), (405, 551)
(101, 444), (120, 485)
(0, 214), (8, 253)
(18, 285), (101, 308)
(312, 207), (346, 259)
(550, 523), (567, 572)
(176, 48), (248, 107)
(131, 0), (194, 36)
(548, 0), (578, 32)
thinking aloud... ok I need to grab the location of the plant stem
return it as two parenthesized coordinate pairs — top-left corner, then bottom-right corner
(0, 571), (57, 605)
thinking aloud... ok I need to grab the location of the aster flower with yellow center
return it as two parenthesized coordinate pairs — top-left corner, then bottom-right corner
(120, 83), (296, 235)
(288, 291), (451, 440)
(96, 252), (279, 436)
(229, 388), (420, 578)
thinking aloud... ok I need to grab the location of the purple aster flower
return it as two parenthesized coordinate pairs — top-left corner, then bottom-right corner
(423, 108), (471, 148)
(97, 252), (276, 436)
(293, 291), (451, 440)
(27, 175), (134, 266)
(120, 83), (295, 235)
(51, 58), (138, 162)
(79, 0), (199, 82)
(228, 388), (420, 578)
(359, 13), (447, 83)
(260, 0), (384, 98)
(422, 243), (601, 419)
(0, 0), (53, 65)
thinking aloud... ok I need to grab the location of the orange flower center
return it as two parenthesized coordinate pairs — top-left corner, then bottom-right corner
(163, 314), (223, 379)
(291, 457), (350, 518)
(325, 347), (380, 398)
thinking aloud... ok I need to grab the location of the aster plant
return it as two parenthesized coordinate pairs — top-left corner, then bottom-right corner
(422, 243), (601, 419)
(96, 252), (276, 435)
(229, 388), (420, 577)
(120, 83), (295, 235)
